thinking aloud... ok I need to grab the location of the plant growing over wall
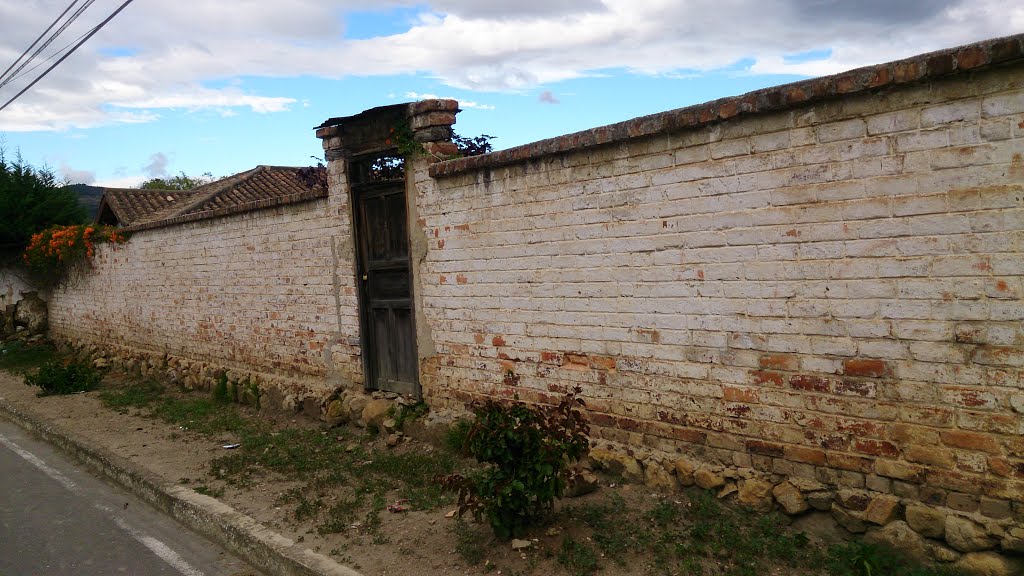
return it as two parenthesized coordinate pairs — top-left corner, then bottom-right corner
(22, 224), (128, 285)
(442, 386), (590, 539)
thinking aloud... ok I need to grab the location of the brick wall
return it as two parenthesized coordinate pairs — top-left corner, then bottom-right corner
(50, 34), (1024, 533)
(49, 191), (363, 403)
(413, 52), (1024, 509)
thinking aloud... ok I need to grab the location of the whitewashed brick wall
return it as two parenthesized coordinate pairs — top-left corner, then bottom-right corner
(415, 63), (1024, 508)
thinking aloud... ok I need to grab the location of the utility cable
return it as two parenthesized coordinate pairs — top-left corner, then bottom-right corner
(0, 0), (82, 86)
(0, 0), (98, 90)
(3, 26), (94, 87)
(0, 0), (136, 113)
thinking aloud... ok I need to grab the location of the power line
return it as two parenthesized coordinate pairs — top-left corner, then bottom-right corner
(2, 26), (95, 87)
(0, 0), (98, 90)
(0, 0), (136, 113)
(0, 0), (82, 85)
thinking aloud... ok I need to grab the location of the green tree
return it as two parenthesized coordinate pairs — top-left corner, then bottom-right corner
(138, 172), (213, 190)
(0, 148), (86, 261)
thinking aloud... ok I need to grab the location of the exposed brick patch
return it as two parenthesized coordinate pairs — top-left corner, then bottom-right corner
(842, 359), (892, 378)
(941, 430), (1003, 454)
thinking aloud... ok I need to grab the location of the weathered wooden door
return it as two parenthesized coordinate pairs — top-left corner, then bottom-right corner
(351, 174), (419, 397)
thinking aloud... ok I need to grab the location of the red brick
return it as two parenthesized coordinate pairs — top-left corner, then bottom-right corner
(842, 359), (891, 378)
(750, 370), (784, 386)
(790, 374), (830, 392)
(759, 354), (799, 371)
(723, 386), (759, 403)
(784, 445), (828, 465)
(905, 445), (956, 468)
(491, 336), (505, 346)
(589, 356), (616, 371)
(746, 440), (785, 457)
(941, 430), (1002, 454)
(832, 379), (877, 397)
(956, 46), (989, 69)
(827, 452), (874, 473)
(854, 439), (901, 458)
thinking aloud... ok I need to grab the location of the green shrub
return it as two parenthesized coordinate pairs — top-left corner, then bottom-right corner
(442, 386), (590, 539)
(25, 358), (103, 396)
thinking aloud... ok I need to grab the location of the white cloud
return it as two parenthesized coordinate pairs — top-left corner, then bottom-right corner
(59, 162), (95, 184)
(0, 0), (1020, 132)
(143, 152), (168, 178)
(403, 91), (495, 110)
(94, 174), (145, 188)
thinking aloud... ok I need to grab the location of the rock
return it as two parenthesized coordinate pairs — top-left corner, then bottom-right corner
(674, 458), (696, 487)
(511, 539), (533, 551)
(906, 505), (946, 539)
(787, 476), (828, 493)
(346, 395), (369, 425)
(791, 511), (849, 544)
(325, 400), (347, 427)
(382, 417), (398, 434)
(864, 496), (900, 526)
(718, 482), (737, 499)
(946, 516), (996, 553)
(931, 544), (961, 563)
(589, 448), (643, 483)
(832, 504), (868, 534)
(361, 398), (392, 429)
(773, 481), (809, 515)
(737, 479), (774, 513)
(955, 552), (1023, 576)
(1002, 527), (1024, 553)
(565, 470), (598, 498)
(93, 357), (109, 369)
(836, 489), (871, 511)
(807, 491), (834, 512)
(13, 292), (46, 334)
(694, 467), (725, 490)
(386, 433), (402, 447)
(863, 521), (930, 565)
(644, 460), (679, 493)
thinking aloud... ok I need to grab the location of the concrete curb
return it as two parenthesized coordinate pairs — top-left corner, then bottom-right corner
(0, 398), (363, 576)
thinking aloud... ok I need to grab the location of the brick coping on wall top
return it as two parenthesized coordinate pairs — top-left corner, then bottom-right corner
(429, 33), (1024, 179)
(122, 188), (329, 233)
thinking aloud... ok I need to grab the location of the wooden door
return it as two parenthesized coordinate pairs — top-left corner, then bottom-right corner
(352, 178), (419, 397)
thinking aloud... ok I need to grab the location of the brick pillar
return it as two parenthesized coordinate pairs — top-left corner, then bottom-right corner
(407, 99), (460, 159)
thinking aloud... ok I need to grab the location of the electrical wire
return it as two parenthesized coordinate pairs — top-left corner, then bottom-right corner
(0, 0), (82, 86)
(0, 0), (137, 113)
(0, 0), (98, 90)
(3, 26), (95, 87)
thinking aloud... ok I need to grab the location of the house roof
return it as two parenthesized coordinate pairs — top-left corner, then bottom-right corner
(97, 165), (328, 229)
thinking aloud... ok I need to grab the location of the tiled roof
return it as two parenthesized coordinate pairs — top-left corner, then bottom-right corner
(97, 189), (200, 226)
(97, 165), (328, 229)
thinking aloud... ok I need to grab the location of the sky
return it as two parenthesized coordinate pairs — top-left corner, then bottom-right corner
(0, 0), (1021, 188)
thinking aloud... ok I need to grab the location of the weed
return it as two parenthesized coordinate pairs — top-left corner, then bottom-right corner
(99, 380), (165, 411)
(193, 484), (225, 498)
(25, 357), (103, 396)
(0, 340), (57, 373)
(445, 419), (472, 455)
(825, 541), (966, 576)
(452, 519), (489, 565)
(392, 401), (428, 429)
(557, 536), (600, 576)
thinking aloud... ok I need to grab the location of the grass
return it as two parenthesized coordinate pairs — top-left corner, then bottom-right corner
(99, 378), (463, 538)
(0, 340), (57, 374)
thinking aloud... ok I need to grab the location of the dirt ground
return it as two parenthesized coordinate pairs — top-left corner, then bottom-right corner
(0, 367), (840, 576)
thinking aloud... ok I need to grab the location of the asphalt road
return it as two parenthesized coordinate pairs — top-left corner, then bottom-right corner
(0, 418), (260, 576)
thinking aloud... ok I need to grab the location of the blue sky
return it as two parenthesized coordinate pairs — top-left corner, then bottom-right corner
(0, 1), (1019, 187)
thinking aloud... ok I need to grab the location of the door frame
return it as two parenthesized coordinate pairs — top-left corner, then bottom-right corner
(348, 165), (421, 399)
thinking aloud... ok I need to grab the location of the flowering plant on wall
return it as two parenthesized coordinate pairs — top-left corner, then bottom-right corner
(22, 224), (128, 285)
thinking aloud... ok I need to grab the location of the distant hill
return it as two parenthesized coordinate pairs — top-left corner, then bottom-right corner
(64, 184), (105, 220)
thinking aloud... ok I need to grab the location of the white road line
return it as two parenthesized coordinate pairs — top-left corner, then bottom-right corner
(108, 514), (208, 576)
(0, 432), (77, 491)
(0, 432), (207, 576)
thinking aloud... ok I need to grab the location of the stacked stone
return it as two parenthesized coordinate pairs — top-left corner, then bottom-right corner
(589, 444), (1023, 575)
